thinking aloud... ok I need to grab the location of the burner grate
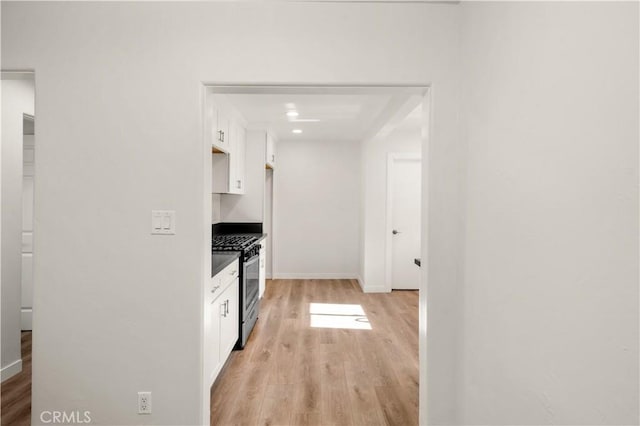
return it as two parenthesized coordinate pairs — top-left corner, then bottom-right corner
(212, 234), (257, 251)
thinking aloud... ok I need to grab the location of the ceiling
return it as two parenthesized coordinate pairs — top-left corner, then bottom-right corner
(221, 93), (398, 142)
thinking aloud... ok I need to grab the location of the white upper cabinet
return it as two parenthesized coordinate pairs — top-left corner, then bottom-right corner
(210, 95), (247, 195)
(265, 132), (276, 169)
(214, 105), (231, 153)
(207, 94), (230, 154)
(228, 122), (246, 194)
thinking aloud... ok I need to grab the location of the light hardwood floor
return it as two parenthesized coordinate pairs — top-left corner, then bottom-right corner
(0, 280), (418, 426)
(1, 331), (31, 426)
(210, 279), (419, 426)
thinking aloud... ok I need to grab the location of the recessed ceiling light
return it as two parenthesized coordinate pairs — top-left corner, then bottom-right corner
(292, 129), (302, 134)
(286, 111), (299, 118)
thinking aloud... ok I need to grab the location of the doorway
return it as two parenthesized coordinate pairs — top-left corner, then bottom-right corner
(203, 84), (431, 425)
(1, 73), (35, 384)
(1, 72), (35, 426)
(386, 153), (421, 290)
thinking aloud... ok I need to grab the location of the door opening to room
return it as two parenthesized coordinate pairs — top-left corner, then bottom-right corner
(202, 85), (430, 426)
(1, 72), (36, 426)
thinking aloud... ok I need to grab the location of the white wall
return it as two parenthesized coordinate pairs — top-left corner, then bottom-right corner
(459, 2), (639, 424)
(1, 76), (34, 381)
(1, 2), (462, 424)
(361, 109), (422, 292)
(211, 194), (221, 224)
(274, 138), (360, 278)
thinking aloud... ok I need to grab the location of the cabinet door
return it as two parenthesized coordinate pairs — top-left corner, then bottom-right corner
(220, 279), (239, 359)
(227, 121), (246, 195)
(228, 121), (239, 194)
(265, 133), (276, 169)
(214, 105), (230, 153)
(234, 124), (246, 194)
(204, 290), (222, 385)
(206, 94), (218, 150)
(259, 241), (266, 298)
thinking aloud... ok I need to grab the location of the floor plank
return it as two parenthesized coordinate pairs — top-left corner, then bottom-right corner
(1, 331), (32, 426)
(210, 279), (418, 426)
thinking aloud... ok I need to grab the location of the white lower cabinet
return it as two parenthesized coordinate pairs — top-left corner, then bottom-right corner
(203, 259), (239, 423)
(204, 293), (221, 384)
(219, 277), (239, 360)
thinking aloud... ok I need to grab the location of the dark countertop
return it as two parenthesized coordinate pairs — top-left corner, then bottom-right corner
(414, 258), (421, 267)
(212, 252), (240, 278)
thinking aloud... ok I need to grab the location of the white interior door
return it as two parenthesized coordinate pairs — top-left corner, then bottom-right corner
(22, 131), (35, 330)
(389, 155), (421, 290)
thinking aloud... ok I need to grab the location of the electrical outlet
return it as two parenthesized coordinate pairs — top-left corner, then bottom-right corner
(138, 391), (152, 414)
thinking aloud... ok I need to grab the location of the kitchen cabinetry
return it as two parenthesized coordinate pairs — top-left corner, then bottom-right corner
(265, 133), (276, 169)
(259, 238), (267, 298)
(218, 277), (239, 359)
(229, 122), (246, 193)
(208, 99), (231, 154)
(204, 259), (239, 386)
(212, 118), (246, 194)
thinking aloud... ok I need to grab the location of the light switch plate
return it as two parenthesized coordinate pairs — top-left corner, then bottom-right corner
(151, 210), (175, 235)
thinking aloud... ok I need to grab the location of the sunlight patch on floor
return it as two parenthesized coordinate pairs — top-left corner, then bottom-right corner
(309, 303), (372, 330)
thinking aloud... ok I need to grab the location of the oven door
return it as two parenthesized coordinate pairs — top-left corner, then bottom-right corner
(243, 254), (260, 315)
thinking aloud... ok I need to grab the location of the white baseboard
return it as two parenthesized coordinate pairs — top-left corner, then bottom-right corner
(362, 285), (389, 293)
(273, 273), (358, 280)
(355, 276), (389, 293)
(21, 308), (33, 331)
(1, 359), (22, 382)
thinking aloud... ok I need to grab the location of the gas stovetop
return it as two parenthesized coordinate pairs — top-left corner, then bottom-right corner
(212, 234), (259, 251)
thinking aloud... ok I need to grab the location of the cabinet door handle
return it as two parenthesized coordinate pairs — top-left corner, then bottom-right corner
(221, 131), (225, 142)
(218, 130), (223, 142)
(225, 300), (230, 315)
(271, 154), (275, 162)
(237, 180), (242, 189)
(229, 269), (237, 276)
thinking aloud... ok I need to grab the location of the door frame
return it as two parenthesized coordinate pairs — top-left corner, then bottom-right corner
(21, 114), (35, 331)
(385, 152), (422, 293)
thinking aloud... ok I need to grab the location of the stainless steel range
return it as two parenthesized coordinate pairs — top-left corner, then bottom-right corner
(212, 233), (261, 349)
